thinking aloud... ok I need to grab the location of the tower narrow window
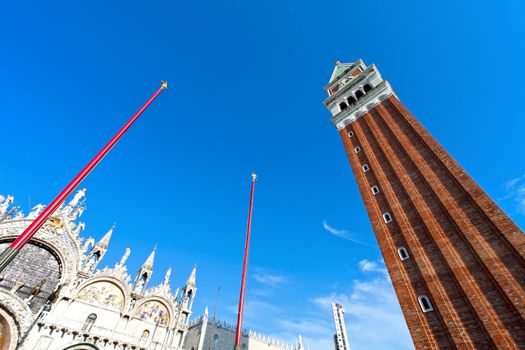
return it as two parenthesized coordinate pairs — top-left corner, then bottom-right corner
(362, 164), (370, 172)
(355, 90), (364, 99)
(398, 247), (410, 260)
(82, 313), (97, 332)
(347, 96), (357, 105)
(418, 295), (433, 313)
(383, 212), (393, 223)
(371, 186), (380, 195)
(348, 131), (354, 138)
(354, 146), (361, 153)
(339, 102), (348, 111)
(364, 84), (373, 93)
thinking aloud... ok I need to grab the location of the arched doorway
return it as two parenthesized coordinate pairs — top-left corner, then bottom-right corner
(0, 308), (19, 350)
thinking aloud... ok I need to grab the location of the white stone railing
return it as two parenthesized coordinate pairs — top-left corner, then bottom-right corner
(40, 314), (184, 350)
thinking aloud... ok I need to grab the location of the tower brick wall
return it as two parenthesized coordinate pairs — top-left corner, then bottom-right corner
(325, 60), (525, 349)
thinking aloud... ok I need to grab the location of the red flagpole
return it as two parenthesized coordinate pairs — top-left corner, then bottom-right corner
(234, 173), (257, 350)
(0, 81), (168, 272)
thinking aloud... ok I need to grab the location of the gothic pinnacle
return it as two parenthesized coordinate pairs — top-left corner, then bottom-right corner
(186, 264), (197, 288)
(95, 223), (114, 250)
(142, 245), (156, 271)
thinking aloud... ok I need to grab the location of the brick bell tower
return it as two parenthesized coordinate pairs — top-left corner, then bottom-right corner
(323, 59), (525, 349)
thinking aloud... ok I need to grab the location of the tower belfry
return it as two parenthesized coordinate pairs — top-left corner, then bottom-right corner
(323, 59), (525, 349)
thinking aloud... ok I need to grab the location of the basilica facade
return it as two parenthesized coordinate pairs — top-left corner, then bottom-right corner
(0, 192), (304, 350)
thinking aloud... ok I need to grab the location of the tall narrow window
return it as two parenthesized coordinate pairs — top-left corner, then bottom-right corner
(347, 96), (357, 105)
(355, 90), (364, 99)
(362, 164), (370, 172)
(354, 146), (361, 153)
(371, 186), (380, 195)
(397, 247), (409, 260)
(364, 84), (373, 93)
(339, 102), (348, 111)
(418, 295), (433, 312)
(383, 212), (393, 223)
(82, 313), (97, 332)
(348, 131), (354, 138)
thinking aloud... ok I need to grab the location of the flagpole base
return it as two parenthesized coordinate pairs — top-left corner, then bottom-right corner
(0, 247), (19, 274)
(233, 346), (241, 350)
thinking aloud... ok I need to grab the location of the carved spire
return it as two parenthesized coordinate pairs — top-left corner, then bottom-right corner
(116, 248), (131, 268)
(297, 335), (304, 350)
(132, 246), (156, 294)
(142, 245), (156, 271)
(185, 265), (197, 289)
(82, 224), (114, 273)
(181, 265), (197, 310)
(95, 223), (115, 250)
(163, 267), (172, 286)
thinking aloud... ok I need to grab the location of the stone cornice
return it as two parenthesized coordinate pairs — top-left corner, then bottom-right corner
(36, 314), (184, 350)
(330, 80), (395, 130)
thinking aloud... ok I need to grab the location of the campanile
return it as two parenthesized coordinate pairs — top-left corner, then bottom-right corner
(323, 60), (525, 349)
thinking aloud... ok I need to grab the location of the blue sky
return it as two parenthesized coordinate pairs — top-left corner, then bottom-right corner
(1, 1), (525, 349)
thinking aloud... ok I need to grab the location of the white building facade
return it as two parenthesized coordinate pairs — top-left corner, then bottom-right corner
(0, 192), (306, 350)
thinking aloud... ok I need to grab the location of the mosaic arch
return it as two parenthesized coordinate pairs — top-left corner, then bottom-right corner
(134, 300), (170, 326)
(76, 281), (125, 311)
(0, 242), (61, 313)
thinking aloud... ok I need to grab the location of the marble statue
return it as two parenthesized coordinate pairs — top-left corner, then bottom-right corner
(68, 188), (86, 208)
(0, 195), (14, 215)
(116, 248), (131, 268)
(28, 204), (46, 219)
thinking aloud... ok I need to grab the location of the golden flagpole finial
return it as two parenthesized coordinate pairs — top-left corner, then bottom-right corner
(161, 80), (168, 90)
(251, 173), (257, 182)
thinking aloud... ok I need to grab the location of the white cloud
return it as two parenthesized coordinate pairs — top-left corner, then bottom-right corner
(253, 269), (288, 287)
(503, 174), (525, 214)
(309, 260), (414, 350)
(358, 259), (388, 276)
(322, 220), (370, 246)
(226, 260), (413, 350)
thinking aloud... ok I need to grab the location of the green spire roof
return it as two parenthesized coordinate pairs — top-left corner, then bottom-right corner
(329, 62), (353, 83)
